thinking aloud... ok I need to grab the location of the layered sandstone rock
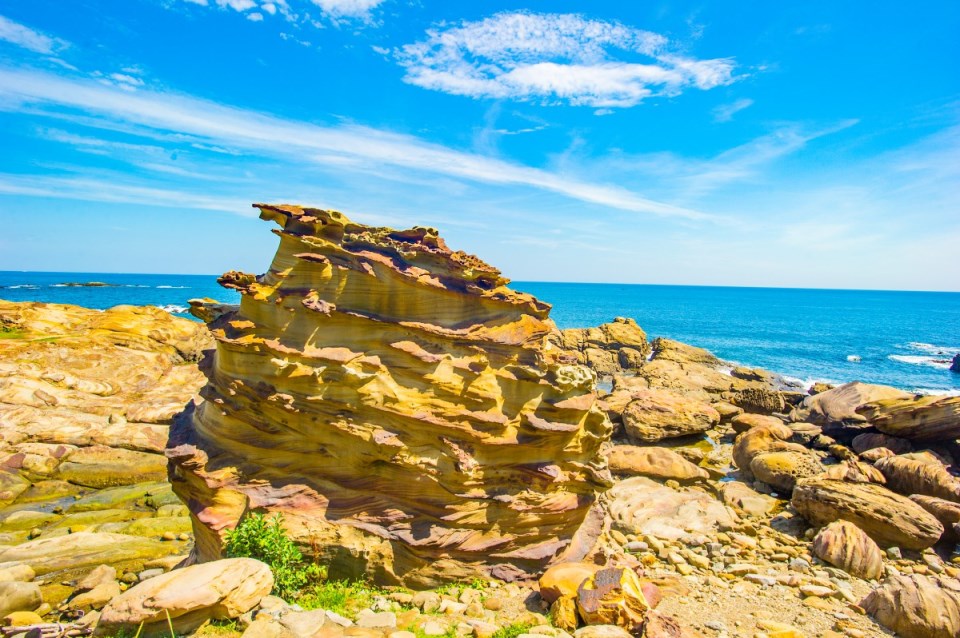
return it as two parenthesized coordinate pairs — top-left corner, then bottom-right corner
(550, 318), (650, 377)
(861, 574), (960, 638)
(811, 520), (883, 580)
(791, 478), (943, 549)
(858, 395), (960, 442)
(168, 204), (613, 586)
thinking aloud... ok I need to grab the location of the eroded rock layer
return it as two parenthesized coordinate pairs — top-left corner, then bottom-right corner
(168, 204), (612, 586)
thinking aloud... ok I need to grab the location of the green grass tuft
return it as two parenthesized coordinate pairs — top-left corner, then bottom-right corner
(223, 512), (325, 600)
(491, 623), (533, 638)
(293, 579), (387, 617)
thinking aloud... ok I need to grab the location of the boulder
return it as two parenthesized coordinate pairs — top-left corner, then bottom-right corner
(96, 558), (273, 637)
(851, 433), (912, 455)
(951, 354), (960, 373)
(910, 495), (960, 541)
(732, 423), (808, 481)
(539, 562), (602, 604)
(576, 567), (649, 633)
(622, 389), (719, 443)
(790, 382), (911, 438)
(861, 574), (960, 638)
(791, 478), (943, 549)
(821, 461), (885, 484)
(728, 387), (785, 415)
(875, 456), (960, 501)
(549, 596), (579, 632)
(719, 481), (778, 518)
(0, 581), (42, 617)
(0, 564), (35, 583)
(749, 451), (824, 492)
(729, 413), (783, 434)
(167, 204), (613, 585)
(605, 446), (708, 483)
(811, 520), (883, 580)
(859, 395), (960, 443)
(552, 318), (651, 376)
(649, 339), (720, 366)
(859, 447), (895, 463)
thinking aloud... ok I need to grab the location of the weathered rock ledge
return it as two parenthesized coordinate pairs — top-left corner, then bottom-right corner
(168, 204), (613, 586)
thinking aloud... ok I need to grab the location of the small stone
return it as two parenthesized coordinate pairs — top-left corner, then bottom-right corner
(704, 621), (727, 632)
(482, 598), (501, 612)
(438, 600), (467, 615)
(356, 610), (397, 629)
(161, 531), (177, 541)
(412, 592), (441, 614)
(799, 585), (833, 598)
(727, 564), (758, 576)
(886, 547), (902, 560)
(421, 621), (449, 637)
(625, 541), (648, 552)
(744, 574), (776, 587)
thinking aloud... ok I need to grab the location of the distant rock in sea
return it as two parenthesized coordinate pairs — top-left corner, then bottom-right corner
(56, 281), (116, 287)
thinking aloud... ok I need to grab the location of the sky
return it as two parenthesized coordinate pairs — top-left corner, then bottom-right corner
(0, 1), (957, 290)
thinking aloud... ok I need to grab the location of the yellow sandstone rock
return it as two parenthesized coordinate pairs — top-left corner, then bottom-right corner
(167, 204), (613, 586)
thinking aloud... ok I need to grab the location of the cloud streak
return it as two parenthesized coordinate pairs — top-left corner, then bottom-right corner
(393, 12), (739, 108)
(0, 14), (68, 54)
(0, 66), (709, 220)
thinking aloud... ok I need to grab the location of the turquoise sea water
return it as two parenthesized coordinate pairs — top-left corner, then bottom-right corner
(2, 271), (958, 395)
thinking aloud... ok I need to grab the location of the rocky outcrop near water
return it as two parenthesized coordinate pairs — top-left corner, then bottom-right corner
(2, 208), (960, 638)
(168, 204), (613, 586)
(0, 301), (211, 611)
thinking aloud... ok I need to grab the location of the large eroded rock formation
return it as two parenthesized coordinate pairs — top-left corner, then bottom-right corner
(168, 204), (613, 586)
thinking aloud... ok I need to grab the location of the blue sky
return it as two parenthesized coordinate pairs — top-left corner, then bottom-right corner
(0, 1), (957, 290)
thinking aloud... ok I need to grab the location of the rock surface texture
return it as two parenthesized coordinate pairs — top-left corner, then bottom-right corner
(168, 204), (613, 586)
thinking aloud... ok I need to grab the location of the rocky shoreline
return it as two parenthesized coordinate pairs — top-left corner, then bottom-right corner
(1, 205), (959, 638)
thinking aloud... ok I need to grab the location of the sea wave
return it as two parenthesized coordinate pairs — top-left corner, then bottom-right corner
(155, 304), (190, 314)
(906, 341), (959, 355)
(781, 374), (840, 391)
(1, 284), (39, 289)
(889, 354), (953, 370)
(910, 387), (960, 397)
(156, 285), (189, 289)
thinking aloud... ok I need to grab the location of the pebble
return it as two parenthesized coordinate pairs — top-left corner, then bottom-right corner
(421, 621), (449, 637)
(799, 585), (833, 597)
(727, 564), (758, 575)
(704, 621), (727, 632)
(625, 541), (648, 552)
(745, 574), (776, 587)
(886, 547), (902, 560)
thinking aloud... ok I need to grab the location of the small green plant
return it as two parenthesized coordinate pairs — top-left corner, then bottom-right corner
(491, 623), (532, 638)
(294, 579), (385, 617)
(223, 512), (324, 599)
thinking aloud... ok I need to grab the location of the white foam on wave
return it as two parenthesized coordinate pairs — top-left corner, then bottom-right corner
(889, 354), (953, 370)
(846, 354), (861, 362)
(781, 374), (840, 392)
(906, 341), (959, 355)
(910, 387), (960, 397)
(155, 304), (190, 314)
(156, 285), (189, 289)
(5, 284), (39, 289)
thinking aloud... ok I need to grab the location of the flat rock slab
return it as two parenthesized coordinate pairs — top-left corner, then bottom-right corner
(607, 477), (736, 540)
(0, 531), (179, 576)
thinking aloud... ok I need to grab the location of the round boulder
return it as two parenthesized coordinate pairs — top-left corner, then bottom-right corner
(95, 558), (273, 637)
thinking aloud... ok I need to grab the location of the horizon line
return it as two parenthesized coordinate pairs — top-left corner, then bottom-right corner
(1, 269), (958, 295)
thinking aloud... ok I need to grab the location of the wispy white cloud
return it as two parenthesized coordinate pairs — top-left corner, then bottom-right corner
(0, 14), (68, 54)
(712, 97), (754, 122)
(393, 12), (739, 108)
(310, 0), (385, 20)
(172, 0), (382, 25)
(0, 66), (709, 220)
(0, 173), (253, 213)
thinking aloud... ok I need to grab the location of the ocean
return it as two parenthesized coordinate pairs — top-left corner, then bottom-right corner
(2, 271), (958, 396)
